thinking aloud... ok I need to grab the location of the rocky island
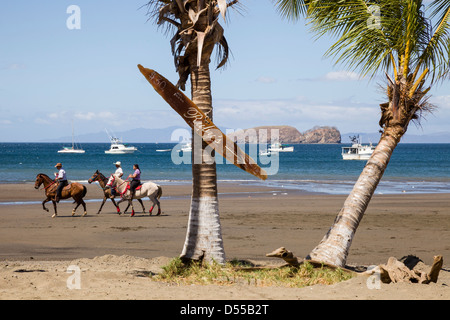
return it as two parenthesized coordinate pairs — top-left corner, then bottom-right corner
(227, 125), (341, 144)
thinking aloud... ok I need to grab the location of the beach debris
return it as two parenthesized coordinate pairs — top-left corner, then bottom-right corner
(265, 247), (355, 274)
(266, 247), (300, 267)
(363, 255), (443, 284)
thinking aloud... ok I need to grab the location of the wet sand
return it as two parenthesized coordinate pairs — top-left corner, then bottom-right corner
(0, 182), (449, 300)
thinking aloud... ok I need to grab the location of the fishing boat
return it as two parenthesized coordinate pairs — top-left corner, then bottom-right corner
(341, 135), (375, 160)
(104, 130), (137, 154)
(259, 142), (293, 155)
(268, 143), (294, 152)
(57, 121), (85, 154)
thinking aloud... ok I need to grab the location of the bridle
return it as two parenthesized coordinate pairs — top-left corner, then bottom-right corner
(106, 175), (128, 189)
(36, 174), (56, 191)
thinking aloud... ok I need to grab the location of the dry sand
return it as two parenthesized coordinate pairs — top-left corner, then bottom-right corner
(0, 182), (449, 300)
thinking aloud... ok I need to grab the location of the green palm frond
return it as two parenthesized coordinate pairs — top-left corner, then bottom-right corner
(272, 0), (308, 21)
(275, 0), (450, 84)
(418, 0), (450, 82)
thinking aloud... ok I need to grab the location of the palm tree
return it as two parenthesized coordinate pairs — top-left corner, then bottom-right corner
(145, 0), (241, 264)
(275, 0), (450, 267)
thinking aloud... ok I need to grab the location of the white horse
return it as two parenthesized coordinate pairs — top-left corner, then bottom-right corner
(106, 174), (162, 217)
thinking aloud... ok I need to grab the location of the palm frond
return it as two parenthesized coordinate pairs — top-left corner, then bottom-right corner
(417, 0), (450, 82)
(272, 0), (309, 21)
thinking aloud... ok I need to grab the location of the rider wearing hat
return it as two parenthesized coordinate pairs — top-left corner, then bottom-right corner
(54, 163), (68, 203)
(111, 161), (123, 196)
(113, 161), (123, 178)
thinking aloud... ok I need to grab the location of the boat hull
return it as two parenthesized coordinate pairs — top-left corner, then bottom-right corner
(58, 149), (85, 154)
(342, 153), (371, 160)
(105, 149), (136, 154)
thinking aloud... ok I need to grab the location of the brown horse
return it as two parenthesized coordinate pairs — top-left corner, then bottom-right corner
(34, 173), (87, 218)
(88, 170), (145, 215)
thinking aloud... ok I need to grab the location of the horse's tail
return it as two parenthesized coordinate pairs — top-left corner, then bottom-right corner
(82, 185), (87, 198)
(157, 185), (162, 200)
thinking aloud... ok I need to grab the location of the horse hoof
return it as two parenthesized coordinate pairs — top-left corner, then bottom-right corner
(82, 212), (87, 217)
(131, 210), (135, 217)
(157, 209), (161, 216)
(52, 214), (57, 218)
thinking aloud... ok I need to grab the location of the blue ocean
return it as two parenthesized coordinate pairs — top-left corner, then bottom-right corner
(1, 142), (449, 195)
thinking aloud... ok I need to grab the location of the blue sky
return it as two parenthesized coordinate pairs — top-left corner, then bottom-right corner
(0, 0), (448, 142)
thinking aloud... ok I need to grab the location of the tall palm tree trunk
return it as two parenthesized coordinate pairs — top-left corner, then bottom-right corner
(307, 124), (404, 267)
(180, 63), (226, 264)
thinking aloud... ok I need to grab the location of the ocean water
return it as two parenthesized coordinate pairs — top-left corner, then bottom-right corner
(1, 142), (449, 195)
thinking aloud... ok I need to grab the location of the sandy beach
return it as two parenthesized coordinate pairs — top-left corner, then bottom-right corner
(0, 182), (449, 300)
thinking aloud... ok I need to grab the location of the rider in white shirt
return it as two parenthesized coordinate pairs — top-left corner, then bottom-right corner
(114, 161), (123, 178)
(112, 161), (123, 196)
(54, 163), (68, 203)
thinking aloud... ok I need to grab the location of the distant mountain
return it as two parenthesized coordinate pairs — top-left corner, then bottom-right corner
(227, 125), (341, 144)
(342, 131), (450, 143)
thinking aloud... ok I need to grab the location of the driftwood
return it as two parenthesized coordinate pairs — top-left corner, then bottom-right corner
(265, 247), (300, 267)
(265, 247), (354, 273)
(364, 255), (443, 284)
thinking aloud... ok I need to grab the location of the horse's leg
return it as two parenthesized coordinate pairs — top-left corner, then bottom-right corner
(153, 196), (161, 216)
(117, 197), (130, 214)
(52, 200), (58, 218)
(72, 201), (81, 217)
(129, 199), (135, 217)
(81, 200), (87, 217)
(147, 194), (160, 216)
(148, 196), (155, 216)
(110, 197), (121, 214)
(97, 196), (107, 214)
(137, 199), (146, 213)
(42, 197), (51, 213)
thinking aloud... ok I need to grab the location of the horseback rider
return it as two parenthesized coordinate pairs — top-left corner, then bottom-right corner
(54, 163), (68, 203)
(127, 164), (141, 199)
(111, 161), (123, 196)
(113, 161), (123, 178)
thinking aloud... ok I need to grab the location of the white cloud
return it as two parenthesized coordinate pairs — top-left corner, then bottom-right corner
(255, 76), (277, 84)
(324, 71), (361, 81)
(72, 111), (113, 121)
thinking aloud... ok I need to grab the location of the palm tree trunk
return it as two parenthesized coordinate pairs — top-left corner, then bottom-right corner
(180, 63), (226, 264)
(307, 125), (405, 267)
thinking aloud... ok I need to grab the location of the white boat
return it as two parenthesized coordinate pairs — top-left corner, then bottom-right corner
(269, 143), (294, 152)
(104, 130), (137, 154)
(259, 150), (277, 156)
(341, 135), (375, 160)
(58, 121), (85, 154)
(259, 142), (293, 155)
(58, 146), (85, 154)
(177, 141), (192, 153)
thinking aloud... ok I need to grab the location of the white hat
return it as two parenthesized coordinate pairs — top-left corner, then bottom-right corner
(113, 161), (121, 166)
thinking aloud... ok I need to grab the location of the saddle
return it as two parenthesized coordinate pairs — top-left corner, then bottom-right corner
(120, 182), (142, 197)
